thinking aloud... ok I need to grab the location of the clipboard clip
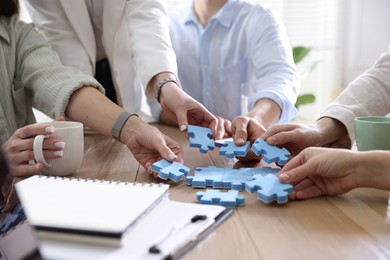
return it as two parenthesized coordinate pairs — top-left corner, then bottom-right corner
(148, 215), (208, 256)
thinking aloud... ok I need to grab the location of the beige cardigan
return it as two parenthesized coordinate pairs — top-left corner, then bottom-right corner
(320, 52), (390, 146)
(0, 15), (103, 144)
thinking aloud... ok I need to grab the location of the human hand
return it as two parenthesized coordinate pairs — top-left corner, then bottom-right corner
(215, 116), (232, 140)
(277, 147), (359, 200)
(121, 116), (184, 176)
(2, 123), (65, 177)
(230, 116), (266, 161)
(262, 123), (324, 156)
(159, 84), (217, 136)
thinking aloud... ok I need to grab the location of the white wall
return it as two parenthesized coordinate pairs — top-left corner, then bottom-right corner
(341, 0), (390, 85)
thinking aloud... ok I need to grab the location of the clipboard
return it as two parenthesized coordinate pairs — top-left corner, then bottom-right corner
(37, 199), (232, 259)
(103, 199), (232, 259)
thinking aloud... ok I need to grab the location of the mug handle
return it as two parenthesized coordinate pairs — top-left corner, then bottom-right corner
(33, 135), (52, 168)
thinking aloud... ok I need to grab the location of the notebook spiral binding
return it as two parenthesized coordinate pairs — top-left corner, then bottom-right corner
(36, 174), (166, 187)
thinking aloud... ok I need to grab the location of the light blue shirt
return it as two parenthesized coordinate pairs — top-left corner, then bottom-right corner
(169, 0), (299, 122)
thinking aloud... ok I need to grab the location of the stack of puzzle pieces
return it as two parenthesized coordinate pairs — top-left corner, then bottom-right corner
(151, 125), (294, 207)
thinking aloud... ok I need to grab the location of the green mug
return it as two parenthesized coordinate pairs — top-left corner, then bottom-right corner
(355, 116), (390, 151)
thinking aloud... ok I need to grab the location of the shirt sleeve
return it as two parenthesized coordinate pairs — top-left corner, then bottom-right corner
(125, 0), (178, 88)
(13, 19), (103, 119)
(320, 52), (390, 144)
(247, 8), (300, 123)
(23, 0), (95, 76)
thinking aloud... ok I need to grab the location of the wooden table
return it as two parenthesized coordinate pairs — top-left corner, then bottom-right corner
(75, 124), (390, 260)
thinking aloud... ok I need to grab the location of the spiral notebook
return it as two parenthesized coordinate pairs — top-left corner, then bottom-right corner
(15, 175), (169, 246)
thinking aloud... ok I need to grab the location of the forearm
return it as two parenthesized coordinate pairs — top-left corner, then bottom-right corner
(354, 151), (390, 190)
(65, 86), (126, 138)
(246, 99), (281, 129)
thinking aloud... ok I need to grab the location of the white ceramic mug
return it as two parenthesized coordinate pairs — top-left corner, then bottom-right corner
(33, 121), (84, 176)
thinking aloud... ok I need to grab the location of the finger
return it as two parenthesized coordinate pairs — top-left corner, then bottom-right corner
(42, 139), (66, 150)
(288, 191), (298, 200)
(11, 150), (34, 165)
(154, 136), (180, 163)
(263, 124), (299, 138)
(263, 124), (301, 145)
(42, 149), (64, 160)
(14, 124), (55, 139)
(232, 118), (249, 146)
(12, 162), (43, 177)
(294, 186), (324, 200)
(294, 178), (314, 190)
(224, 120), (232, 137)
(15, 150), (63, 166)
(17, 138), (65, 152)
(55, 116), (65, 121)
(264, 131), (296, 146)
(206, 115), (218, 139)
(176, 110), (188, 132)
(277, 155), (310, 184)
(215, 117), (226, 140)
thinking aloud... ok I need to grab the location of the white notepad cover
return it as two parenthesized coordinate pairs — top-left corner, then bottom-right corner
(16, 175), (169, 234)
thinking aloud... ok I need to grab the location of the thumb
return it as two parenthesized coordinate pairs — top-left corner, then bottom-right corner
(176, 111), (188, 132)
(232, 120), (249, 146)
(160, 147), (178, 162)
(153, 136), (179, 163)
(278, 155), (309, 184)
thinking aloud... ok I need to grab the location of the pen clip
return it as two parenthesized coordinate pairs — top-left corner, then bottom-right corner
(148, 214), (208, 255)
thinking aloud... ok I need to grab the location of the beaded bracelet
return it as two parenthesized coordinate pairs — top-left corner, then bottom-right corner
(155, 77), (180, 103)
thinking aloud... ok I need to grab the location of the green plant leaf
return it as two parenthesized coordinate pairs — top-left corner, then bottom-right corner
(295, 94), (316, 109)
(293, 46), (311, 64)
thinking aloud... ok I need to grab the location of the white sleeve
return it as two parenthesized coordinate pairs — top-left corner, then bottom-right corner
(22, 0), (94, 76)
(125, 0), (178, 88)
(321, 52), (390, 143)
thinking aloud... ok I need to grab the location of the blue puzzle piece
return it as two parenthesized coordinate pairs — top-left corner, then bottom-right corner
(251, 138), (291, 165)
(222, 167), (279, 190)
(196, 189), (245, 208)
(151, 159), (171, 173)
(215, 137), (233, 147)
(186, 166), (225, 188)
(245, 174), (293, 204)
(219, 141), (250, 158)
(186, 125), (215, 153)
(151, 159), (190, 182)
(186, 166), (280, 190)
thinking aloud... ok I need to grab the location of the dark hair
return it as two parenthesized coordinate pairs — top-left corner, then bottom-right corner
(0, 0), (19, 17)
(0, 147), (11, 192)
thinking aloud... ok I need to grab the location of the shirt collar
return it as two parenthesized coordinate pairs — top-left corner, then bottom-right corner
(0, 18), (11, 43)
(185, 0), (236, 28)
